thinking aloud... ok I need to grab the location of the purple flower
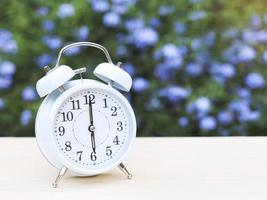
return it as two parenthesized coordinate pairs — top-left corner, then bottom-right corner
(223, 28), (238, 39)
(250, 15), (261, 28)
(256, 30), (267, 43)
(154, 44), (184, 71)
(36, 6), (49, 16)
(159, 86), (190, 102)
(230, 100), (260, 122)
(0, 30), (18, 54)
(124, 18), (144, 31)
(245, 72), (265, 89)
(154, 64), (173, 80)
(42, 35), (62, 50)
(122, 63), (135, 75)
(242, 29), (257, 44)
(195, 51), (209, 64)
(75, 26), (90, 41)
(161, 44), (182, 59)
(190, 0), (204, 3)
(1, 40), (18, 54)
(150, 98), (160, 108)
(240, 110), (261, 122)
(228, 99), (260, 122)
(0, 29), (12, 44)
(145, 98), (161, 110)
(112, 4), (129, 14)
(6, 40), (18, 54)
(132, 77), (150, 92)
(0, 75), (12, 89)
(194, 97), (211, 114)
(90, 0), (109, 13)
(149, 18), (161, 28)
(112, 0), (137, 4)
(186, 62), (203, 77)
(173, 22), (186, 34)
(0, 61), (16, 76)
(65, 47), (80, 56)
(0, 98), (5, 109)
(203, 31), (216, 46)
(58, 3), (75, 19)
(22, 86), (37, 101)
(103, 12), (121, 28)
(229, 99), (249, 113)
(189, 10), (206, 21)
(178, 117), (189, 127)
(128, 27), (159, 49)
(116, 33), (125, 43)
(161, 58), (183, 70)
(116, 45), (127, 56)
(237, 45), (256, 62)
(217, 111), (233, 125)
(236, 88), (251, 99)
(199, 116), (217, 131)
(210, 63), (235, 82)
(223, 43), (239, 63)
(158, 5), (175, 16)
(20, 109), (32, 126)
(178, 45), (188, 55)
(219, 63), (235, 78)
(42, 20), (55, 31)
(36, 54), (53, 68)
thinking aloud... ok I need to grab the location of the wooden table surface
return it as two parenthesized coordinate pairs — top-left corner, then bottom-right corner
(0, 137), (267, 200)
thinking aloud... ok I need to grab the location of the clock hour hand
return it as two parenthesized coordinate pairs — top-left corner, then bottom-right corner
(90, 131), (96, 153)
(88, 100), (96, 153)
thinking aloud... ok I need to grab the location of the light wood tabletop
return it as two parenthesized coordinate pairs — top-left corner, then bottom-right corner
(0, 137), (266, 200)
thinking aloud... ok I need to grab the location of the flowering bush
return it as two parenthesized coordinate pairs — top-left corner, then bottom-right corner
(0, 0), (267, 136)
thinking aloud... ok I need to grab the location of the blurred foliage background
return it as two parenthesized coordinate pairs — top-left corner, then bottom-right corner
(0, 0), (267, 137)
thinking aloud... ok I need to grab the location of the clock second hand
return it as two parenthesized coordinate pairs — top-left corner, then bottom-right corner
(88, 100), (96, 154)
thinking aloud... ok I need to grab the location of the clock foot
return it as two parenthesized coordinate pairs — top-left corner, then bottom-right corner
(118, 162), (132, 179)
(52, 166), (68, 188)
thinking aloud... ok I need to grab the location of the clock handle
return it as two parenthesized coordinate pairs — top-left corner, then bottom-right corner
(54, 42), (113, 69)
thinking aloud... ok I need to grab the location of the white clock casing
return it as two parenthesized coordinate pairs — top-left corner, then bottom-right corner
(35, 79), (136, 176)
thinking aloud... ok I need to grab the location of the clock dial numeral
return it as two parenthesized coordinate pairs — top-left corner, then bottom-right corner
(84, 94), (95, 104)
(90, 152), (97, 161)
(117, 121), (123, 131)
(103, 98), (108, 108)
(54, 89), (130, 167)
(61, 111), (73, 122)
(77, 151), (83, 161)
(65, 141), (72, 151)
(113, 135), (120, 145)
(111, 106), (117, 116)
(106, 146), (112, 156)
(70, 100), (81, 110)
(58, 126), (65, 136)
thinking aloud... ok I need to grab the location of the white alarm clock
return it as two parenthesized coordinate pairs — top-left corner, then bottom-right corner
(35, 42), (136, 187)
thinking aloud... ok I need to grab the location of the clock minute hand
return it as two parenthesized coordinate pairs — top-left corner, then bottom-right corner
(89, 100), (93, 125)
(88, 100), (96, 153)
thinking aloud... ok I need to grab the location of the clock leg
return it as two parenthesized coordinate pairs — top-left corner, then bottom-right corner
(52, 166), (68, 188)
(118, 162), (132, 179)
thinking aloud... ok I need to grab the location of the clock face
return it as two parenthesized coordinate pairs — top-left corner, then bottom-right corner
(52, 87), (133, 171)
